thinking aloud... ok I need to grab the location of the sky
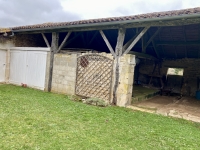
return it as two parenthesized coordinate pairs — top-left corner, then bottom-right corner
(0, 0), (199, 27)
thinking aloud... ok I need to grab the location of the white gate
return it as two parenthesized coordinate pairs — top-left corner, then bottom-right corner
(9, 47), (50, 90)
(0, 49), (6, 82)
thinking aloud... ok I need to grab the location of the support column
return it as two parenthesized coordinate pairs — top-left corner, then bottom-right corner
(116, 54), (136, 107)
(113, 28), (126, 105)
(48, 32), (59, 92)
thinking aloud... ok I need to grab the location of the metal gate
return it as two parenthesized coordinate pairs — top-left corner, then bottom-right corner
(75, 54), (113, 101)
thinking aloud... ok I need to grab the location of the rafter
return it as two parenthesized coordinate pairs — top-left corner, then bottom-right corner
(64, 32), (82, 47)
(99, 30), (115, 56)
(146, 31), (160, 58)
(169, 28), (177, 58)
(144, 27), (162, 49)
(88, 31), (98, 46)
(129, 51), (158, 61)
(123, 26), (150, 55)
(122, 29), (142, 52)
(41, 33), (50, 47)
(156, 41), (200, 45)
(57, 31), (72, 53)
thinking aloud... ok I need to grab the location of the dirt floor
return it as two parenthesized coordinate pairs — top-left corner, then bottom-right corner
(130, 96), (200, 123)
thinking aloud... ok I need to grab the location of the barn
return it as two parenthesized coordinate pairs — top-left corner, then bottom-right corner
(0, 7), (200, 109)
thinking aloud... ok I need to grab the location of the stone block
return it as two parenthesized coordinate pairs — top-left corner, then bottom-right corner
(117, 93), (132, 107)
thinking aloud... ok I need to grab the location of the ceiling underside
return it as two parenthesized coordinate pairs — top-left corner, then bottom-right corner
(147, 24), (200, 59)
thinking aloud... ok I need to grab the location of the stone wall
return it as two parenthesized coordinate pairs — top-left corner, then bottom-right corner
(138, 58), (200, 96)
(163, 59), (200, 96)
(0, 35), (14, 48)
(0, 34), (46, 48)
(51, 52), (135, 107)
(51, 53), (77, 95)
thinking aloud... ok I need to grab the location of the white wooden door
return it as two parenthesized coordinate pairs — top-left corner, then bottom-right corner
(9, 47), (49, 90)
(9, 51), (27, 85)
(26, 51), (47, 90)
(0, 50), (6, 82)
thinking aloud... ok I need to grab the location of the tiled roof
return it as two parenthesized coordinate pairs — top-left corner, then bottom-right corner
(11, 7), (200, 31)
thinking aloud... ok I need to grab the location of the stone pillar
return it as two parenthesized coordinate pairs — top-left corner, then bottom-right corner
(116, 54), (136, 107)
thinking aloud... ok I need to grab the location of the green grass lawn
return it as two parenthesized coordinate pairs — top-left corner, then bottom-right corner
(1, 84), (200, 150)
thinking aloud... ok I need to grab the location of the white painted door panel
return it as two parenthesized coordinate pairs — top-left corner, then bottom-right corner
(26, 51), (47, 90)
(0, 50), (6, 82)
(9, 51), (26, 85)
(9, 48), (48, 90)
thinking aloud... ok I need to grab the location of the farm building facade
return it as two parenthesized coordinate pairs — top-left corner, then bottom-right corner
(0, 7), (200, 107)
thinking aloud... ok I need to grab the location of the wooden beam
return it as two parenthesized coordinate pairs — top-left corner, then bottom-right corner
(41, 33), (50, 47)
(144, 27), (162, 49)
(115, 28), (126, 56)
(128, 51), (158, 61)
(99, 30), (115, 57)
(64, 32), (82, 47)
(142, 35), (146, 53)
(88, 31), (98, 46)
(113, 28), (126, 105)
(152, 40), (160, 58)
(48, 32), (59, 92)
(156, 41), (200, 46)
(122, 28), (142, 52)
(81, 33), (87, 47)
(169, 28), (177, 58)
(123, 26), (150, 55)
(57, 31), (71, 53)
(146, 31), (160, 58)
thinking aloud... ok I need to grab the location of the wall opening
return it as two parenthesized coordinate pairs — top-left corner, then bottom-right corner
(167, 68), (184, 76)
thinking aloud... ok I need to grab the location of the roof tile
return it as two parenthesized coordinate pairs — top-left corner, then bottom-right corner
(11, 7), (200, 31)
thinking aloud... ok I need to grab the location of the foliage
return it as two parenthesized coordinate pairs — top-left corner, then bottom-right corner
(83, 97), (109, 107)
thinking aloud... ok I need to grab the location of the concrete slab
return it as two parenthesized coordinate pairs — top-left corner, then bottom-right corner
(130, 96), (200, 123)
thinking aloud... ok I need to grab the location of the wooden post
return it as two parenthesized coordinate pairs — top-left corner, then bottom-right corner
(113, 28), (126, 105)
(48, 32), (59, 92)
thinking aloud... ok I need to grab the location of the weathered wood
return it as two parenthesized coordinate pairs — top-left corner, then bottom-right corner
(81, 33), (87, 47)
(57, 31), (71, 52)
(142, 35), (146, 53)
(128, 51), (158, 61)
(146, 30), (160, 58)
(88, 31), (98, 46)
(156, 41), (200, 45)
(64, 32), (82, 47)
(122, 29), (142, 52)
(99, 30), (116, 57)
(115, 28), (126, 56)
(41, 33), (50, 47)
(123, 26), (150, 55)
(48, 32), (59, 92)
(152, 40), (160, 58)
(144, 27), (162, 49)
(113, 28), (126, 105)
